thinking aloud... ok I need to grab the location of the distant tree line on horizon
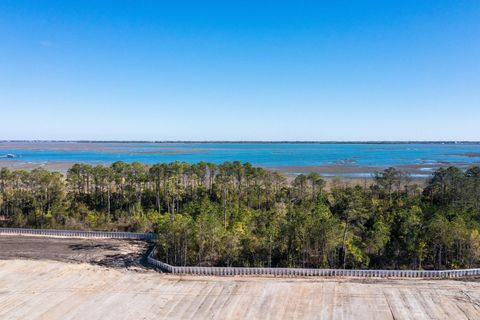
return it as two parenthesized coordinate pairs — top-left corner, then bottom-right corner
(1, 161), (479, 270)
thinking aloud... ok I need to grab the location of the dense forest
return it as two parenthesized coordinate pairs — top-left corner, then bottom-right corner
(1, 162), (479, 270)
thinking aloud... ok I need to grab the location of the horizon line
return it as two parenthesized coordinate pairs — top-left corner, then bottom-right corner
(1, 140), (480, 144)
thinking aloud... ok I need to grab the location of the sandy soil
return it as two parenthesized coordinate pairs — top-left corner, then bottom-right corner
(0, 259), (479, 320)
(1, 236), (480, 319)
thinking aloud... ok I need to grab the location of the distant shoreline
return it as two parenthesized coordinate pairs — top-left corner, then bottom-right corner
(1, 141), (478, 179)
(1, 140), (480, 145)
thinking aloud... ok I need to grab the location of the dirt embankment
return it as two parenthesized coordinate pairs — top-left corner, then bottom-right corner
(0, 259), (479, 319)
(1, 235), (480, 319)
(0, 236), (151, 270)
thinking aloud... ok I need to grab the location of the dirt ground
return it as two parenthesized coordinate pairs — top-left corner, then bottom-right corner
(1, 259), (480, 320)
(1, 236), (480, 319)
(0, 235), (150, 269)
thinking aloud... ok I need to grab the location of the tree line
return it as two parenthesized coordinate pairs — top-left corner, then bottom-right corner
(1, 162), (479, 270)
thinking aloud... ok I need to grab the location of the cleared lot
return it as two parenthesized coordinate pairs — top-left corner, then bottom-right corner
(0, 235), (150, 269)
(0, 236), (480, 319)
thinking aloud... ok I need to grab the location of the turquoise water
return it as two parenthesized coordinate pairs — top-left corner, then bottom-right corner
(1, 142), (479, 170)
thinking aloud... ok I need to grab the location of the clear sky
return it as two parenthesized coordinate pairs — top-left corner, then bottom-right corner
(0, 1), (479, 141)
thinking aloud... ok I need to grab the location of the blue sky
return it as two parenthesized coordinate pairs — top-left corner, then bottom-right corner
(0, 0), (479, 141)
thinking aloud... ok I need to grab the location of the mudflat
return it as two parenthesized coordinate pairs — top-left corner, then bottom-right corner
(1, 141), (479, 177)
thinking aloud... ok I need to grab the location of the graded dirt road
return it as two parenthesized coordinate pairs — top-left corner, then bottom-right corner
(1, 236), (480, 319)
